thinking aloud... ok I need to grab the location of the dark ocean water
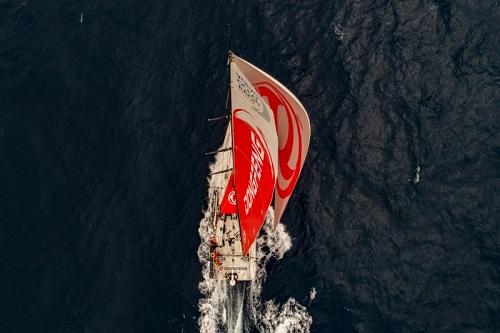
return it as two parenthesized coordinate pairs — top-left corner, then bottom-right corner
(1, 0), (499, 332)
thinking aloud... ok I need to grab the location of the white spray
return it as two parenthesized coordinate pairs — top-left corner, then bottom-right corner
(198, 160), (313, 332)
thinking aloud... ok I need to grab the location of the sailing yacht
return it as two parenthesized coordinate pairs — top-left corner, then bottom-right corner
(207, 51), (311, 285)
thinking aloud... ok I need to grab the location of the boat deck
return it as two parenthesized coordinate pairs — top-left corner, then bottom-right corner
(209, 202), (256, 283)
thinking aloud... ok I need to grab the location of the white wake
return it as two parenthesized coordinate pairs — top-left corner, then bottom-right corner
(198, 163), (313, 332)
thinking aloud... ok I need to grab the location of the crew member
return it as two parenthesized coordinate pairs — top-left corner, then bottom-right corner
(209, 236), (217, 249)
(211, 250), (222, 267)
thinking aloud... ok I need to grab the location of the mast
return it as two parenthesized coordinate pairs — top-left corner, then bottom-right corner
(228, 50), (242, 238)
(227, 50), (234, 181)
(227, 25), (242, 234)
(225, 24), (232, 110)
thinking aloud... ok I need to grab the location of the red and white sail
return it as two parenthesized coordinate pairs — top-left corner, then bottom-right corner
(219, 172), (238, 215)
(230, 56), (279, 255)
(232, 55), (311, 227)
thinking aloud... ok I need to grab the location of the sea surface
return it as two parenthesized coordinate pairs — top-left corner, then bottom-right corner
(1, 0), (499, 332)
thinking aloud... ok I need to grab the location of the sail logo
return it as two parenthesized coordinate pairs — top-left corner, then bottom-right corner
(220, 173), (238, 215)
(228, 191), (236, 205)
(243, 131), (264, 214)
(255, 82), (303, 199)
(236, 72), (261, 108)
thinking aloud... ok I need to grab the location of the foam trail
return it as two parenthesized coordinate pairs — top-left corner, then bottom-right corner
(198, 159), (312, 332)
(248, 211), (312, 332)
(198, 155), (246, 332)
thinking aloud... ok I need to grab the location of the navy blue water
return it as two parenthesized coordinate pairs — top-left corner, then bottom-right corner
(1, 0), (499, 332)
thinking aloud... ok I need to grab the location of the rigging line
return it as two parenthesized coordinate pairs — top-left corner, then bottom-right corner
(205, 147), (232, 156)
(227, 23), (232, 56)
(210, 168), (233, 176)
(207, 114), (231, 122)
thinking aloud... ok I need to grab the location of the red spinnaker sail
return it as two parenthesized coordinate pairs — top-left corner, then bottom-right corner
(232, 55), (311, 227)
(230, 57), (278, 255)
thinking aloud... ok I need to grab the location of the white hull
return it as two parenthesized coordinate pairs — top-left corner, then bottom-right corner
(207, 125), (256, 284)
(208, 189), (257, 284)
